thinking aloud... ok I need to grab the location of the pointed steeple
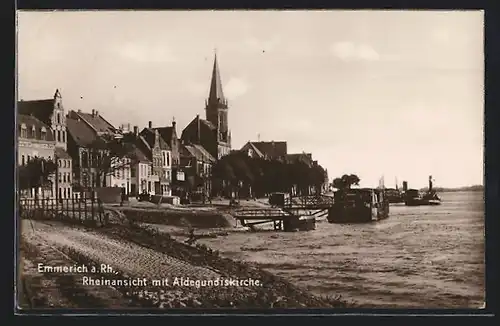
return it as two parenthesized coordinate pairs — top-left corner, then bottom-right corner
(54, 89), (61, 99)
(208, 51), (225, 103)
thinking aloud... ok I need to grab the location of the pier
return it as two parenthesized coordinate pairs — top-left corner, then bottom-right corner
(233, 195), (335, 231)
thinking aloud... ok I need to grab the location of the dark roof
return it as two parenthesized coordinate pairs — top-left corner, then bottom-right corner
(18, 114), (55, 142)
(192, 144), (216, 163)
(66, 117), (98, 147)
(154, 126), (175, 144)
(70, 111), (116, 134)
(140, 128), (171, 150)
(55, 147), (71, 159)
(132, 144), (150, 163)
(208, 53), (225, 103)
(250, 141), (287, 159)
(17, 99), (55, 126)
(240, 141), (264, 157)
(122, 132), (152, 163)
(200, 119), (216, 130)
(286, 153), (313, 165)
(181, 115), (216, 142)
(182, 144), (216, 163)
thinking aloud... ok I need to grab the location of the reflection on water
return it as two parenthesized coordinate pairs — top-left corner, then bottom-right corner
(198, 191), (485, 308)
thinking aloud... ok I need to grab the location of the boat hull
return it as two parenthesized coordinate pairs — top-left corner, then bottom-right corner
(327, 203), (389, 223)
(405, 199), (441, 206)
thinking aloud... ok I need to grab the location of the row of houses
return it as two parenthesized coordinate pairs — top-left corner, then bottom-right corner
(17, 54), (328, 200)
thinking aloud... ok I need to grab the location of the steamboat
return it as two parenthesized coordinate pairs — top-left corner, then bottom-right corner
(404, 176), (441, 206)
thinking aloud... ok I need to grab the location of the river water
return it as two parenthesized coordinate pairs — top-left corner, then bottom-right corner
(196, 191), (484, 308)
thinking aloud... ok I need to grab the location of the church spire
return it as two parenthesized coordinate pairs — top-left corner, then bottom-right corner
(208, 51), (225, 103)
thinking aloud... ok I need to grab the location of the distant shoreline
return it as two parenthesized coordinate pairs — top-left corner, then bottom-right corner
(418, 186), (484, 193)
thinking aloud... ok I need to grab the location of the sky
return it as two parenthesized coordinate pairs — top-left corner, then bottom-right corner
(17, 10), (484, 189)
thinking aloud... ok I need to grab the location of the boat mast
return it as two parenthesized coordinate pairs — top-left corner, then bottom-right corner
(429, 175), (433, 192)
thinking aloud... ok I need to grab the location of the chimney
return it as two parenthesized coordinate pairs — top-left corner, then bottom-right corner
(134, 126), (138, 136)
(148, 121), (152, 129)
(77, 109), (82, 113)
(92, 109), (95, 116)
(172, 120), (176, 128)
(95, 110), (99, 116)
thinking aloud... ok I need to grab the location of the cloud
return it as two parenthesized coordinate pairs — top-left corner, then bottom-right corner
(329, 42), (380, 61)
(117, 42), (177, 63)
(224, 77), (249, 99)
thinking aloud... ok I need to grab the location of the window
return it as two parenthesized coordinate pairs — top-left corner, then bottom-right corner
(63, 173), (66, 183)
(31, 125), (36, 138)
(58, 173), (62, 183)
(41, 127), (47, 140)
(62, 131), (65, 142)
(167, 152), (170, 166)
(57, 113), (60, 124)
(57, 130), (61, 142)
(21, 155), (25, 165)
(131, 166), (136, 178)
(67, 160), (71, 168)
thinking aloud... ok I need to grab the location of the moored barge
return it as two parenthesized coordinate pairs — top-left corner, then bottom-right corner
(327, 188), (390, 223)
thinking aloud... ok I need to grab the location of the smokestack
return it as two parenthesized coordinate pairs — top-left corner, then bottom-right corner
(148, 121), (152, 129)
(133, 126), (138, 136)
(429, 175), (433, 192)
(402, 181), (408, 192)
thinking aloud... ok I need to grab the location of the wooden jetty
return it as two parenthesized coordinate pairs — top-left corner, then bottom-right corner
(233, 195), (334, 232)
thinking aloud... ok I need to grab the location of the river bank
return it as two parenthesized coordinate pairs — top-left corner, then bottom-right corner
(134, 191), (484, 308)
(19, 218), (350, 309)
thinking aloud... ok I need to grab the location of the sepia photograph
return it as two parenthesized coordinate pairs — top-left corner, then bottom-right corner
(16, 10), (484, 310)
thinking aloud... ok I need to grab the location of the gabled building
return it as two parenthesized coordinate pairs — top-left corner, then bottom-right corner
(66, 114), (101, 191)
(140, 122), (172, 196)
(240, 141), (288, 161)
(67, 109), (132, 193)
(122, 129), (153, 196)
(180, 143), (216, 198)
(18, 89), (68, 151)
(17, 89), (72, 199)
(181, 53), (232, 160)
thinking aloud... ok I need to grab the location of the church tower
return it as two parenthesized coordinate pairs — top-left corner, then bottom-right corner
(205, 52), (231, 159)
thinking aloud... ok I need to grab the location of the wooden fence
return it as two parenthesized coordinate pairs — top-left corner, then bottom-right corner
(18, 195), (109, 227)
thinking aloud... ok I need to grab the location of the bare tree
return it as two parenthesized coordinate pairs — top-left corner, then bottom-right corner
(87, 134), (138, 187)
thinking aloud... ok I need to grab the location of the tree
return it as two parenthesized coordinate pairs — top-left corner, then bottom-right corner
(18, 157), (57, 202)
(87, 134), (137, 188)
(332, 174), (360, 190)
(310, 164), (327, 194)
